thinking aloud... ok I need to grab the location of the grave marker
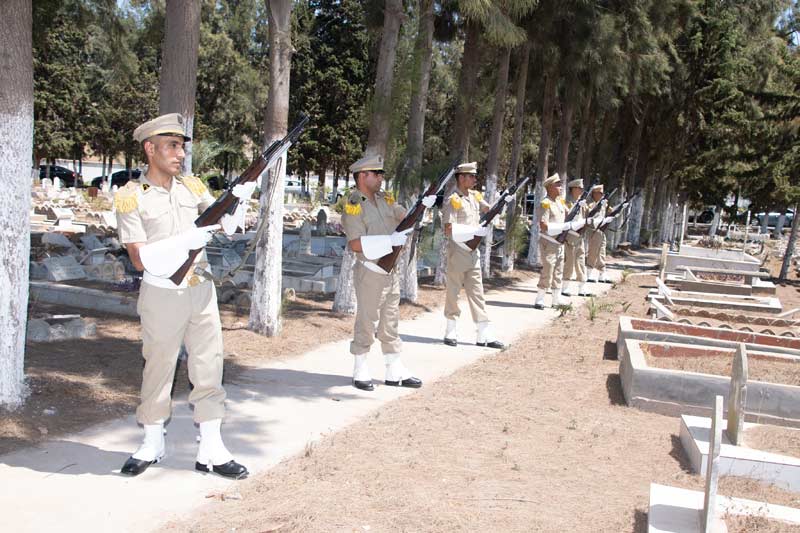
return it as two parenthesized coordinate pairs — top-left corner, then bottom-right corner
(655, 277), (675, 306)
(726, 344), (748, 446)
(42, 256), (87, 282)
(702, 395), (723, 532)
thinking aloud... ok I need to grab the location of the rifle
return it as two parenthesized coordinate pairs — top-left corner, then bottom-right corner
(168, 114), (309, 285)
(598, 190), (641, 231)
(375, 154), (462, 273)
(555, 181), (597, 244)
(464, 173), (532, 251)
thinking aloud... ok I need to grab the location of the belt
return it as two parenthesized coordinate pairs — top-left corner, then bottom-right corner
(360, 260), (390, 276)
(142, 265), (212, 290)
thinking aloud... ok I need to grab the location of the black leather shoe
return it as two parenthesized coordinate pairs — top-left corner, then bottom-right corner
(121, 455), (160, 476)
(533, 303), (545, 310)
(477, 340), (505, 349)
(562, 290), (573, 297)
(195, 460), (248, 479)
(353, 379), (374, 391)
(385, 376), (422, 388)
(443, 338), (457, 346)
(601, 279), (613, 284)
(578, 292), (590, 297)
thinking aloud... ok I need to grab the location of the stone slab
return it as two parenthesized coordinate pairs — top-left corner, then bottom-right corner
(726, 345), (747, 445)
(42, 256), (86, 282)
(649, 483), (800, 531)
(681, 414), (800, 492)
(618, 337), (800, 426)
(29, 281), (138, 317)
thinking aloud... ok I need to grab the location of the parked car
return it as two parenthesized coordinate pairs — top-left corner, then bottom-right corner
(205, 175), (229, 191)
(688, 209), (715, 224)
(752, 210), (794, 228)
(39, 165), (79, 187)
(91, 169), (141, 189)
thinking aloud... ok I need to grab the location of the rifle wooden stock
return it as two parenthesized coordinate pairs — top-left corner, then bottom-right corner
(374, 154), (462, 273)
(168, 114), (309, 285)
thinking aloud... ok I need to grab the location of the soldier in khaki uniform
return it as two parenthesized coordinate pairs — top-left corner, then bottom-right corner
(562, 178), (590, 297)
(440, 162), (505, 349)
(116, 113), (247, 479)
(341, 153), (433, 391)
(534, 173), (581, 309)
(585, 183), (612, 283)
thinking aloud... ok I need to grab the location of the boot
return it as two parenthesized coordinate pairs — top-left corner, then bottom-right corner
(353, 354), (373, 391)
(534, 289), (546, 310)
(552, 287), (565, 307)
(384, 353), (422, 388)
(476, 321), (505, 349)
(444, 318), (457, 347)
(195, 419), (248, 479)
(562, 281), (574, 296)
(578, 281), (590, 297)
(121, 422), (165, 476)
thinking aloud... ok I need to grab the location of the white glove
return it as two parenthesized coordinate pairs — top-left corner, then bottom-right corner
(602, 216), (615, 226)
(220, 205), (246, 235)
(231, 181), (257, 199)
(139, 224), (220, 277)
(421, 195), (437, 208)
(504, 194), (516, 204)
(570, 218), (586, 231)
(545, 221), (569, 237)
(473, 225), (490, 237)
(390, 228), (413, 246)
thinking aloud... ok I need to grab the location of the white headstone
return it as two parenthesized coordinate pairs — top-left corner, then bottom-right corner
(727, 344), (748, 446)
(54, 178), (62, 190)
(299, 220), (313, 255)
(702, 395), (724, 532)
(651, 298), (675, 321)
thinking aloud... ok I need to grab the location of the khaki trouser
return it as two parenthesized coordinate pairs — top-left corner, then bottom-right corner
(538, 238), (564, 290)
(564, 233), (586, 282)
(586, 228), (607, 270)
(350, 261), (403, 355)
(444, 242), (489, 323)
(136, 280), (226, 424)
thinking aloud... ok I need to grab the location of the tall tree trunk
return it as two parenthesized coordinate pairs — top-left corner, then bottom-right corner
(580, 104), (596, 180)
(481, 46), (511, 278)
(0, 0), (32, 407)
(502, 42), (531, 272)
(449, 21), (481, 159)
(526, 72), (557, 266)
(365, 0), (404, 158)
(779, 202), (800, 281)
(556, 82), (578, 184)
(158, 0), (201, 175)
(398, 0), (434, 302)
(249, 0), (292, 337)
(397, 0), (434, 198)
(574, 93), (592, 179)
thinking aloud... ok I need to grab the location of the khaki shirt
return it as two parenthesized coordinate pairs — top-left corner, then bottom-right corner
(441, 189), (490, 228)
(341, 189), (406, 262)
(565, 198), (589, 244)
(115, 174), (215, 244)
(540, 195), (567, 226)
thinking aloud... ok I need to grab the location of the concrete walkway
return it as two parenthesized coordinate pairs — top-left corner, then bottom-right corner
(0, 273), (621, 532)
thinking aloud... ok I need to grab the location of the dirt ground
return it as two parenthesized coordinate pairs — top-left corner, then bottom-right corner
(746, 425), (800, 458)
(159, 263), (800, 533)
(0, 269), (534, 456)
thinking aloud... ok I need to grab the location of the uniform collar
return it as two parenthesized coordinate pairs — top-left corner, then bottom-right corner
(141, 172), (174, 193)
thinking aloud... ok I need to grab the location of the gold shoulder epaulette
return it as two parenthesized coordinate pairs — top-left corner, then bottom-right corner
(450, 194), (463, 210)
(541, 198), (551, 209)
(382, 190), (395, 206)
(559, 197), (567, 206)
(114, 181), (140, 214)
(472, 191), (484, 203)
(180, 175), (208, 197)
(345, 192), (363, 216)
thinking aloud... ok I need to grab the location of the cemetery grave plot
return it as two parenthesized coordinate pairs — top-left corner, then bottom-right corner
(641, 343), (800, 386)
(650, 306), (800, 336)
(746, 425), (800, 458)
